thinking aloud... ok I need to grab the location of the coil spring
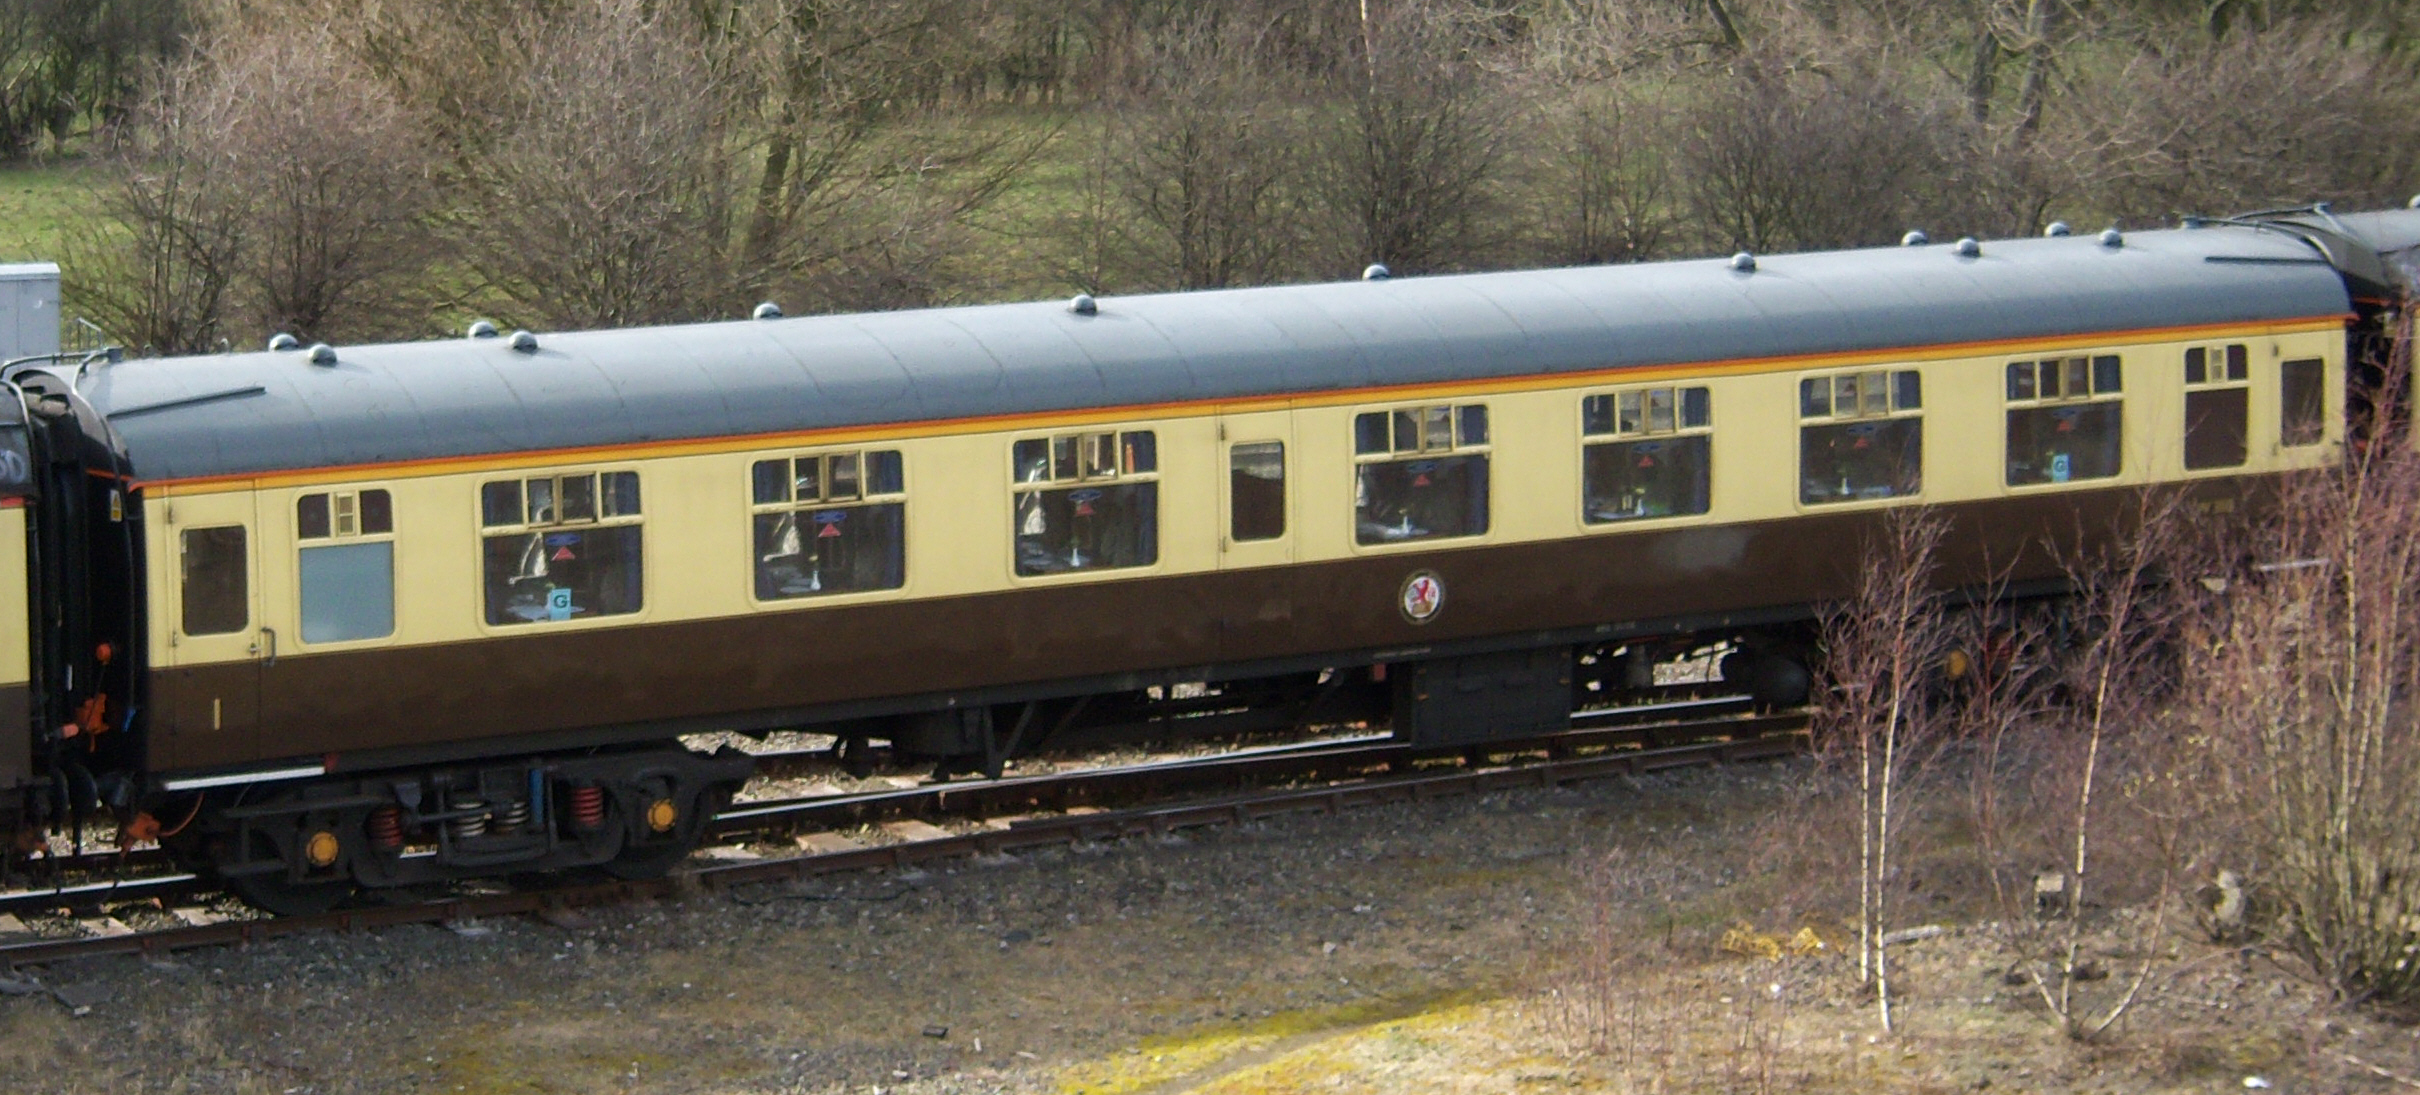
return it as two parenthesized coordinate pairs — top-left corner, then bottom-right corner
(568, 784), (606, 829)
(447, 796), (488, 841)
(492, 799), (531, 834)
(367, 807), (405, 850)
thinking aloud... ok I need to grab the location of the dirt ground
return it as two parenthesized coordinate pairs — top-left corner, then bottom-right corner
(2, 761), (2413, 1094)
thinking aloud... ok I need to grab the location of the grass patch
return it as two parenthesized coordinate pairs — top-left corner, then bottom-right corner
(1052, 990), (1493, 1095)
(0, 162), (96, 264)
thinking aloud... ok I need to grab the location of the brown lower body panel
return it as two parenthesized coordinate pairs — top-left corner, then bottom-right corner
(0, 683), (27, 789)
(149, 483), (2196, 772)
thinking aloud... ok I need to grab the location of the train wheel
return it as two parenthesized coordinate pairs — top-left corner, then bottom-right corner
(199, 799), (362, 915)
(836, 735), (878, 778)
(601, 779), (726, 881)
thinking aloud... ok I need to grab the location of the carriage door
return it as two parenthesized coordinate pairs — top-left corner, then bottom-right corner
(160, 485), (263, 766)
(1217, 411), (1296, 656)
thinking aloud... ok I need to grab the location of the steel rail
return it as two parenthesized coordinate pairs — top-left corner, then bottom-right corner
(0, 696), (1760, 919)
(0, 717), (1803, 965)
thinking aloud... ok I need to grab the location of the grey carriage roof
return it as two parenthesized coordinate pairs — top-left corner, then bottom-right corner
(83, 220), (2356, 482)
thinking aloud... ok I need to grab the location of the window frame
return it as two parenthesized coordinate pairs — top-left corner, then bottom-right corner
(747, 447), (909, 603)
(292, 486), (399, 646)
(2183, 343), (2254, 472)
(178, 525), (251, 639)
(1579, 384), (1713, 526)
(2001, 354), (2126, 489)
(2280, 356), (2328, 449)
(1228, 440), (1287, 543)
(1795, 368), (1925, 507)
(1009, 428), (1163, 578)
(1351, 403), (1493, 547)
(475, 468), (647, 629)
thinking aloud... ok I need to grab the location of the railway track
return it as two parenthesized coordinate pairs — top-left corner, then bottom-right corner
(0, 700), (1802, 964)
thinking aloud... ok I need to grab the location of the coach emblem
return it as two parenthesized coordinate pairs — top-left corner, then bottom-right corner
(1399, 570), (1445, 623)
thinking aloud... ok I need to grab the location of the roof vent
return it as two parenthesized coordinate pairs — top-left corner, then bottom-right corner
(509, 330), (538, 353)
(753, 301), (783, 320)
(1953, 237), (1982, 258)
(467, 320), (499, 339)
(2044, 221), (2072, 237)
(1361, 263), (1391, 281)
(307, 343), (337, 367)
(2099, 228), (2124, 248)
(267, 332), (301, 351)
(1068, 293), (1098, 316)
(1729, 251), (1756, 272)
(1901, 230), (1928, 247)
(2181, 216), (2206, 229)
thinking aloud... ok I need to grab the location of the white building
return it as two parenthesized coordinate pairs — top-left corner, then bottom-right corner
(0, 263), (59, 362)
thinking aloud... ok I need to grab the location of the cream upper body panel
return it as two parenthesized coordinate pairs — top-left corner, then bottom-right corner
(0, 505), (28, 687)
(141, 321), (2345, 667)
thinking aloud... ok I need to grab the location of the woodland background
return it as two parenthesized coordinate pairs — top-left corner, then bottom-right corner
(0, 0), (2414, 352)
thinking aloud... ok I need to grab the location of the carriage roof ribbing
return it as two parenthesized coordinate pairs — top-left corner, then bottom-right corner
(81, 221), (2355, 483)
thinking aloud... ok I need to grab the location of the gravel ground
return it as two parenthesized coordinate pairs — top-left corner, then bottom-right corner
(2, 760), (2413, 1094)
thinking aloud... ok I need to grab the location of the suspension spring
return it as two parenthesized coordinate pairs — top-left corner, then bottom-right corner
(446, 796), (488, 841)
(366, 807), (404, 850)
(567, 784), (606, 830)
(491, 798), (531, 834)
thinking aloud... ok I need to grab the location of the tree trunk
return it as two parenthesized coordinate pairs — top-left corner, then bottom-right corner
(1965, 23), (1999, 123)
(2015, 0), (2056, 137)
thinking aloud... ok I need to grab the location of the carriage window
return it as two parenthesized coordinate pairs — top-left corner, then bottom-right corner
(2281, 358), (2326, 447)
(1353, 404), (1489, 544)
(1013, 430), (1159, 575)
(2005, 356), (2123, 486)
(1799, 370), (1922, 504)
(1581, 386), (1711, 523)
(180, 526), (248, 636)
(480, 470), (643, 625)
(750, 449), (906, 600)
(1230, 441), (1286, 542)
(2185, 344), (2250, 469)
(294, 488), (395, 642)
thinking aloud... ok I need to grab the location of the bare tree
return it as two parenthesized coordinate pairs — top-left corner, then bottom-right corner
(208, 30), (437, 342)
(1817, 505), (1954, 1032)
(449, 0), (746, 329)
(1674, 51), (1949, 253)
(1314, 0), (1514, 274)
(61, 58), (246, 355)
(1541, 84), (1671, 266)
(2012, 493), (2195, 1040)
(2176, 331), (2420, 1007)
(1092, 15), (1306, 291)
(2069, 17), (2420, 219)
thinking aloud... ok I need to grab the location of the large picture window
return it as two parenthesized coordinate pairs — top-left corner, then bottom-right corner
(1582, 386), (1710, 523)
(751, 449), (905, 599)
(2184, 343), (2250, 470)
(296, 488), (395, 643)
(1799, 370), (1922, 505)
(1353, 404), (1490, 544)
(2005, 355), (2123, 487)
(479, 470), (643, 625)
(1013, 430), (1158, 575)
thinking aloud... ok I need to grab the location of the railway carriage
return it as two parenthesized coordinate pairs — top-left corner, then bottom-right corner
(3, 205), (2415, 910)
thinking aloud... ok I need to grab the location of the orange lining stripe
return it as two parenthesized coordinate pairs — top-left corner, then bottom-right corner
(141, 313), (2349, 496)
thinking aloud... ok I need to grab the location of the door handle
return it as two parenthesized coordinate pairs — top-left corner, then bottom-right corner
(258, 626), (277, 667)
